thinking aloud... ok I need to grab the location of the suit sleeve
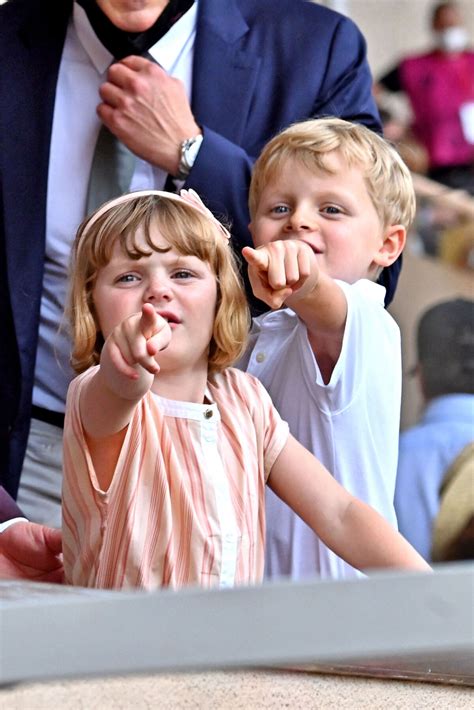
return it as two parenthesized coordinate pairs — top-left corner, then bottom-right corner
(186, 127), (253, 247)
(312, 15), (381, 131)
(0, 486), (26, 523)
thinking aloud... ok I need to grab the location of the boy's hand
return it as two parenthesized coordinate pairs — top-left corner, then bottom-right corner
(242, 240), (317, 309)
(107, 304), (172, 380)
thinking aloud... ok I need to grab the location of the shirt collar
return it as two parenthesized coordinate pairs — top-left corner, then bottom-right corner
(148, 1), (198, 72)
(73, 0), (198, 75)
(74, 2), (112, 74)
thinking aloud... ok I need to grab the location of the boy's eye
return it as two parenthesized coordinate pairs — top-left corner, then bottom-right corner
(321, 205), (343, 215)
(271, 205), (290, 215)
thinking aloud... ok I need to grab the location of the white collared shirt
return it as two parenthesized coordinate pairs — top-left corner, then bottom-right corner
(34, 1), (198, 412)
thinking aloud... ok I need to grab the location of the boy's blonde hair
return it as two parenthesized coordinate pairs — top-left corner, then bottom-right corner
(68, 194), (250, 375)
(249, 117), (416, 230)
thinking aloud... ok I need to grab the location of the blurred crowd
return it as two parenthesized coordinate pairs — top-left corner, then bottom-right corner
(374, 1), (474, 268)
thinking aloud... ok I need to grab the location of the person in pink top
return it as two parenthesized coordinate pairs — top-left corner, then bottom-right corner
(378, 1), (474, 194)
(61, 189), (429, 590)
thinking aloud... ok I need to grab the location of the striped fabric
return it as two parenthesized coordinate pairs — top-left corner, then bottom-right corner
(62, 367), (289, 591)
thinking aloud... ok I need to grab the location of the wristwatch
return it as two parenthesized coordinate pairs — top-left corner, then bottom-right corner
(175, 134), (204, 181)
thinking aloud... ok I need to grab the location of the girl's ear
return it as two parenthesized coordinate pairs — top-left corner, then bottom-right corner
(373, 224), (406, 268)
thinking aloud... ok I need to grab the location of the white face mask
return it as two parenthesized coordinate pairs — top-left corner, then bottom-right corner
(435, 26), (469, 53)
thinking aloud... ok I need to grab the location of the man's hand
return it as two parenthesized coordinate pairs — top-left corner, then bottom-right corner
(0, 522), (63, 583)
(242, 240), (318, 309)
(97, 56), (201, 175)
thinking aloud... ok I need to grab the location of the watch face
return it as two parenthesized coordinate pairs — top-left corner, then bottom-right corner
(185, 141), (200, 165)
(177, 135), (203, 179)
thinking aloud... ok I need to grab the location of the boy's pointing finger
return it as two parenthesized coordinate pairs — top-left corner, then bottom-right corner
(242, 246), (269, 270)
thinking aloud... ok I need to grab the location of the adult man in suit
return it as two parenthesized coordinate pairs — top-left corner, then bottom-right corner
(0, 0), (384, 576)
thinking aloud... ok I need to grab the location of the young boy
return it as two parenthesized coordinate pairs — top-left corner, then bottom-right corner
(239, 117), (416, 580)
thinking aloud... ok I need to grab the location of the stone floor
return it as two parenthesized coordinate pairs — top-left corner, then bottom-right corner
(2, 669), (473, 710)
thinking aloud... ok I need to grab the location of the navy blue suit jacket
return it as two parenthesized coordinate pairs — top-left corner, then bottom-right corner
(0, 0), (384, 498)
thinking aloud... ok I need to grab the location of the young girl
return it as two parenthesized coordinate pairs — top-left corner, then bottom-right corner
(62, 189), (430, 590)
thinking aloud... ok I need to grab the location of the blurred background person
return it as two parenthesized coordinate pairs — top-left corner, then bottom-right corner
(431, 441), (473, 562)
(395, 298), (474, 561)
(377, 105), (429, 175)
(376, 1), (474, 195)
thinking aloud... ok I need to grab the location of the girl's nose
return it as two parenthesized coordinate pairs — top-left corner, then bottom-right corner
(144, 277), (173, 303)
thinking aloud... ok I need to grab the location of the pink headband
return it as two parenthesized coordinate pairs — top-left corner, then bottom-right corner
(82, 188), (231, 241)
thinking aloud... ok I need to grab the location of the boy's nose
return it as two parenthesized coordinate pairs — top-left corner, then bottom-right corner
(284, 208), (317, 233)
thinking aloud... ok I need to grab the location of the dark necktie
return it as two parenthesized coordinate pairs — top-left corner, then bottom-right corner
(82, 0), (194, 214)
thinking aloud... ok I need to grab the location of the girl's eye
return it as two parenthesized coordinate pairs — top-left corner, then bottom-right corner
(172, 270), (194, 279)
(116, 273), (140, 284)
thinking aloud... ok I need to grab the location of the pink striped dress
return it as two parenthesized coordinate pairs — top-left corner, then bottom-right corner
(62, 367), (289, 590)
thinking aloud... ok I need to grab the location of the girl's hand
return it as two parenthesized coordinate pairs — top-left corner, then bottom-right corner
(106, 304), (172, 380)
(242, 240), (317, 309)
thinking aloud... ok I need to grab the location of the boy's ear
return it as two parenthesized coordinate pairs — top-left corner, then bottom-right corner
(373, 224), (406, 268)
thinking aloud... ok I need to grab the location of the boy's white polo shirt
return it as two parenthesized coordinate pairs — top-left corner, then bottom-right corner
(239, 279), (401, 581)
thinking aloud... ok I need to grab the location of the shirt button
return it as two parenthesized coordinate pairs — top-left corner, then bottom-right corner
(204, 409), (213, 419)
(256, 352), (265, 363)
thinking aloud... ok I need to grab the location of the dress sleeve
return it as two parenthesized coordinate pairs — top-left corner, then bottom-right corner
(245, 375), (289, 481)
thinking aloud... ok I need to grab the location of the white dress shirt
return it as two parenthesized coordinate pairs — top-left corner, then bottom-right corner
(34, 1), (197, 412)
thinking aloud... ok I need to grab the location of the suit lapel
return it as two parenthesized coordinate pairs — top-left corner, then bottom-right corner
(192, 0), (261, 144)
(0, 3), (70, 315)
